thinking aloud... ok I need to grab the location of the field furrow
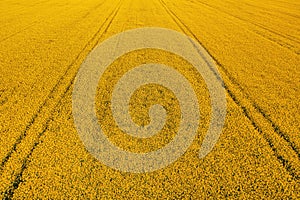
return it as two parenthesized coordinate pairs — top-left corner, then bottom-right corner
(1, 0), (299, 199)
(161, 0), (300, 154)
(158, 0), (300, 180)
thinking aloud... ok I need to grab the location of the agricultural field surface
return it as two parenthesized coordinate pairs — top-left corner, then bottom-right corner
(0, 0), (299, 199)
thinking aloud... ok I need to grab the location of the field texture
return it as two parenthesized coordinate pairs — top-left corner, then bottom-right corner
(1, 0), (299, 199)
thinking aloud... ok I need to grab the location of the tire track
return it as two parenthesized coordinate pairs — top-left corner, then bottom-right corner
(2, 85), (66, 200)
(0, 0), (83, 43)
(158, 0), (299, 180)
(242, 1), (300, 20)
(0, 89), (12, 108)
(209, 0), (300, 42)
(0, 0), (107, 115)
(71, 0), (107, 25)
(0, 22), (38, 43)
(193, 0), (300, 55)
(220, 0), (300, 33)
(160, 0), (300, 159)
(0, 1), (123, 198)
(81, 1), (106, 20)
(0, 0), (121, 172)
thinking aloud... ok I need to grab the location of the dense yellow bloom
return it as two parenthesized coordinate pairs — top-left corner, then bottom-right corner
(0, 0), (299, 199)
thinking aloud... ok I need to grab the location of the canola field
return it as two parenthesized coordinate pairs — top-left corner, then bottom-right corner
(0, 0), (299, 199)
